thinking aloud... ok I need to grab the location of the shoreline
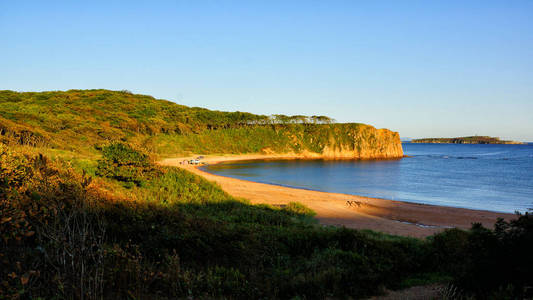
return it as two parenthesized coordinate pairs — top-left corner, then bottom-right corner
(159, 154), (515, 238)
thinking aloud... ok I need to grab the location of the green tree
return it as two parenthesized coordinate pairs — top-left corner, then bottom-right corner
(96, 143), (159, 186)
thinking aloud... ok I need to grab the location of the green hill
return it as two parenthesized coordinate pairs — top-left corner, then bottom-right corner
(0, 89), (271, 151)
(0, 89), (402, 159)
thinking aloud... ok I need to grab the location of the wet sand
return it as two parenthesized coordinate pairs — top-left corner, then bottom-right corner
(159, 154), (515, 238)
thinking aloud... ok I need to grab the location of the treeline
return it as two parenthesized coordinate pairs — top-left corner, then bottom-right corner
(259, 114), (334, 125)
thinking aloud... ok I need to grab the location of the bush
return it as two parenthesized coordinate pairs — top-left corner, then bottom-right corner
(1, 146), (107, 299)
(96, 142), (160, 186)
(427, 214), (533, 298)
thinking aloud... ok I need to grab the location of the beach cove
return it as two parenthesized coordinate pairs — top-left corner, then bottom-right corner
(160, 154), (515, 238)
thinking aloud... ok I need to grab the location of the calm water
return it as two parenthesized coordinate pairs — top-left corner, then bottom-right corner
(202, 143), (533, 213)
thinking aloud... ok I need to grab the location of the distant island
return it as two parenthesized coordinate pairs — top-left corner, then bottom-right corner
(412, 136), (525, 144)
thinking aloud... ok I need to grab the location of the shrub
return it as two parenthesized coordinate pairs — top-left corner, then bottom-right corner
(96, 142), (159, 186)
(1, 146), (106, 299)
(428, 214), (533, 298)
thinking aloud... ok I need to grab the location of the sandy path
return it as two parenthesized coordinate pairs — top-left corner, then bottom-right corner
(159, 154), (514, 238)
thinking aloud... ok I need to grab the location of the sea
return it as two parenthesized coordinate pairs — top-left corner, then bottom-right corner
(201, 143), (533, 213)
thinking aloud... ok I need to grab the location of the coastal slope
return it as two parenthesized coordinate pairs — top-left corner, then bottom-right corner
(0, 89), (403, 159)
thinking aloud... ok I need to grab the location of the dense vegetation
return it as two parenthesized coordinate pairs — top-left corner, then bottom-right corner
(3, 143), (532, 299)
(1, 90), (532, 299)
(0, 90), (399, 159)
(0, 90), (334, 155)
(412, 136), (525, 144)
(155, 122), (401, 157)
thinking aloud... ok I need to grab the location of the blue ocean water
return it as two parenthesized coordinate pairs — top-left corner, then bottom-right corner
(201, 143), (533, 213)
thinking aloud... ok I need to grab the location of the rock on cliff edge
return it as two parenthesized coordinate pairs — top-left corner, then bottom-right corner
(262, 123), (404, 160)
(319, 127), (404, 159)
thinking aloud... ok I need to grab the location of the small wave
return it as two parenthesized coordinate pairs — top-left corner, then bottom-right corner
(425, 155), (478, 160)
(477, 152), (507, 156)
(498, 156), (533, 160)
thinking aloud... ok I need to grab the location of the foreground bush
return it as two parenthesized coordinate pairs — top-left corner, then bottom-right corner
(1, 144), (107, 299)
(2, 144), (532, 299)
(429, 214), (533, 298)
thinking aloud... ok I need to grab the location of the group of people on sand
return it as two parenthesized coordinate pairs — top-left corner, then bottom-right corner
(179, 156), (204, 165)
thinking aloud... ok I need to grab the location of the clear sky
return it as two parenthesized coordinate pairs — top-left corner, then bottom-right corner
(1, 1), (532, 141)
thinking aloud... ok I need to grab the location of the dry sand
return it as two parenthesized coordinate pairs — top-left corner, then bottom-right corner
(159, 154), (514, 238)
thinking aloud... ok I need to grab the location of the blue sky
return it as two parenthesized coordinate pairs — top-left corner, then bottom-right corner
(1, 1), (532, 141)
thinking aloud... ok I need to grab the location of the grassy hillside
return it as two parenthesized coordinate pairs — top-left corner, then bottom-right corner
(1, 90), (532, 299)
(0, 89), (265, 153)
(0, 89), (402, 159)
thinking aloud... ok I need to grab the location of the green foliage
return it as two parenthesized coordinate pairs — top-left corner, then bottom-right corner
(283, 202), (317, 218)
(0, 90), (339, 155)
(3, 144), (533, 299)
(0, 144), (32, 193)
(96, 142), (159, 186)
(1, 147), (106, 299)
(154, 122), (393, 157)
(0, 89), (400, 159)
(426, 215), (533, 298)
(100, 142), (149, 166)
(141, 167), (240, 209)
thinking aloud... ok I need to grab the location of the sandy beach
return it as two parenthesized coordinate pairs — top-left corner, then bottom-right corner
(160, 154), (515, 238)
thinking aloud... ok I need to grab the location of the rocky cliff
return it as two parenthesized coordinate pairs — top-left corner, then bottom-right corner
(307, 125), (403, 159)
(157, 123), (404, 159)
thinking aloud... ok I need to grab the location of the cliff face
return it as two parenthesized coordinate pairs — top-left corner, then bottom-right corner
(158, 123), (404, 159)
(316, 127), (403, 159)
